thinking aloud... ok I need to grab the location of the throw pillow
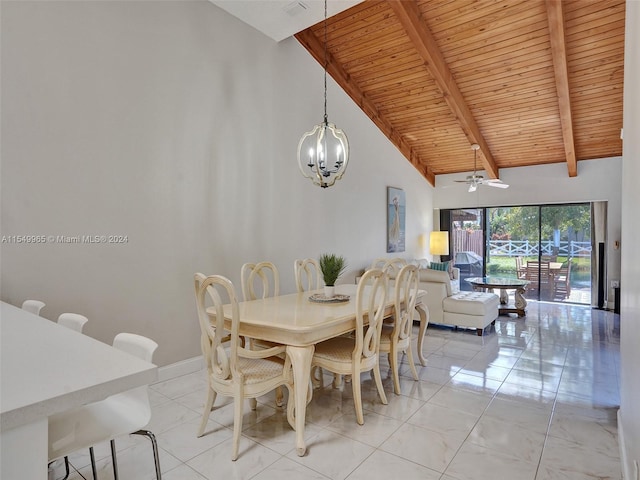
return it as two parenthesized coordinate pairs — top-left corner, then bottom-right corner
(429, 261), (455, 280)
(429, 261), (449, 272)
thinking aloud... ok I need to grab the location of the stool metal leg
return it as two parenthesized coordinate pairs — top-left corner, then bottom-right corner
(110, 439), (119, 480)
(132, 429), (162, 480)
(88, 447), (98, 480)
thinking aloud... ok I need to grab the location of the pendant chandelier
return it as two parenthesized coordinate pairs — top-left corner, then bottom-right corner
(297, 0), (349, 188)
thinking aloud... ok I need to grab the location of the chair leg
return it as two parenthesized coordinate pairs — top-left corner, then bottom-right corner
(48, 457), (71, 480)
(372, 363), (388, 406)
(132, 429), (162, 480)
(351, 371), (364, 425)
(389, 347), (400, 395)
(63, 456), (70, 480)
(197, 387), (217, 437)
(89, 446), (98, 480)
(406, 345), (419, 381)
(110, 439), (119, 480)
(310, 365), (323, 388)
(232, 393), (244, 461)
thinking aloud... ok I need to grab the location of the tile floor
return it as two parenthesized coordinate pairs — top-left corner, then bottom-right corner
(55, 301), (622, 480)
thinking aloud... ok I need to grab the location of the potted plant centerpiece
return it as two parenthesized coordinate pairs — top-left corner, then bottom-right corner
(319, 253), (347, 298)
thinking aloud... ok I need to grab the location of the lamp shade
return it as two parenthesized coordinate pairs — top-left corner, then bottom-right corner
(429, 231), (450, 256)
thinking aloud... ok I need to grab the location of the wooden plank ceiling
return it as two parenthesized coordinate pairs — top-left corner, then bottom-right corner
(295, 0), (625, 186)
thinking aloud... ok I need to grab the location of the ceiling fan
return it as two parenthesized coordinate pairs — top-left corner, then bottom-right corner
(455, 144), (509, 192)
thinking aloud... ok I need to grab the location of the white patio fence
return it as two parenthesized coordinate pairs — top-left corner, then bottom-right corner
(488, 240), (591, 258)
(451, 230), (591, 258)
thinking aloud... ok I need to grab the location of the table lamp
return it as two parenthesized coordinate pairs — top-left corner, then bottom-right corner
(429, 231), (449, 261)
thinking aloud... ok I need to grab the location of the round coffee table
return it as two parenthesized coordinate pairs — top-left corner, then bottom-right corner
(465, 276), (530, 317)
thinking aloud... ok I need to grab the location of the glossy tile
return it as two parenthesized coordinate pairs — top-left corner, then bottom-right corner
(380, 422), (464, 472)
(346, 449), (441, 480)
(444, 442), (539, 480)
(56, 302), (622, 480)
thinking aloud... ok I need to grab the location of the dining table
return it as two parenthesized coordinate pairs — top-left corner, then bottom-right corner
(0, 301), (158, 479)
(209, 283), (428, 456)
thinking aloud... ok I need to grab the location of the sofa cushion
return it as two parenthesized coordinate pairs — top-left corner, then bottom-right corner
(443, 291), (500, 316)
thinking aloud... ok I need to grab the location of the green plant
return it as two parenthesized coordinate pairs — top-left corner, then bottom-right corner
(319, 253), (347, 286)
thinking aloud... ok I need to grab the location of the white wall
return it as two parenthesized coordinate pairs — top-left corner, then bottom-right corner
(0, 1), (434, 366)
(434, 158), (623, 306)
(620, 0), (640, 475)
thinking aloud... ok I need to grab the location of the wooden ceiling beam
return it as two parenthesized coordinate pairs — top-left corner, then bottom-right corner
(387, 0), (500, 179)
(546, 0), (578, 177)
(295, 28), (436, 186)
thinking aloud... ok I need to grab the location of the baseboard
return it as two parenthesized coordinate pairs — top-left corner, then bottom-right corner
(156, 355), (204, 382)
(618, 408), (637, 480)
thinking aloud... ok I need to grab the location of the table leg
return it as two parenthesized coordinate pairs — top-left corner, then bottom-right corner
(499, 288), (509, 305)
(415, 303), (429, 366)
(286, 345), (314, 456)
(514, 286), (527, 315)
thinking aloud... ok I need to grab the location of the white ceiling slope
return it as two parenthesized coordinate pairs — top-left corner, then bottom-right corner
(208, 0), (364, 42)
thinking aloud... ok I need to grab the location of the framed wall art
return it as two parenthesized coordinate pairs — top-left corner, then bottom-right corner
(387, 187), (405, 253)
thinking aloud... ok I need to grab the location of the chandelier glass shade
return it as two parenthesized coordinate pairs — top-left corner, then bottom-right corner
(296, 0), (349, 188)
(297, 121), (349, 188)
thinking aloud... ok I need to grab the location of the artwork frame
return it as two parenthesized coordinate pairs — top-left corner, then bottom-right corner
(387, 187), (405, 253)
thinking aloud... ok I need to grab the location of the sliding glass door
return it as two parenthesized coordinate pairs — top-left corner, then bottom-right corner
(448, 209), (484, 291)
(444, 203), (591, 304)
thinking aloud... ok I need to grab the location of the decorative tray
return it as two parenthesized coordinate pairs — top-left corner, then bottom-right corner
(308, 294), (350, 304)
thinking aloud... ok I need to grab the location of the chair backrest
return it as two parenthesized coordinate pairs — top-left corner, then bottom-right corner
(111, 332), (157, 418)
(241, 262), (280, 301)
(369, 257), (407, 278)
(560, 259), (572, 275)
(194, 272), (224, 372)
(294, 258), (322, 292)
(57, 313), (89, 333)
(527, 261), (551, 286)
(112, 332), (158, 363)
(392, 264), (419, 343)
(22, 299), (45, 315)
(196, 274), (243, 382)
(354, 268), (388, 362)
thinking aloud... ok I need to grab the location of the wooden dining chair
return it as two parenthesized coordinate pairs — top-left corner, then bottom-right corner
(240, 262), (285, 405)
(241, 261), (280, 301)
(370, 257), (407, 279)
(294, 258), (322, 293)
(526, 261), (552, 299)
(378, 264), (419, 395)
(515, 256), (527, 279)
(311, 268), (389, 425)
(553, 260), (572, 300)
(194, 274), (294, 460)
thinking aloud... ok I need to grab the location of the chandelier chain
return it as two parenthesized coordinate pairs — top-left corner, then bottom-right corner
(323, 0), (328, 125)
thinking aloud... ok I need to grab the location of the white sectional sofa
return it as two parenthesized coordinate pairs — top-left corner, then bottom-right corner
(408, 261), (499, 335)
(362, 259), (499, 336)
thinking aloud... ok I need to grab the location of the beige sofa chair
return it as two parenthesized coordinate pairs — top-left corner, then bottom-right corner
(414, 265), (461, 324)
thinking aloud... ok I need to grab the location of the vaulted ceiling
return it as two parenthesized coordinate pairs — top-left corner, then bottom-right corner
(294, 0), (625, 186)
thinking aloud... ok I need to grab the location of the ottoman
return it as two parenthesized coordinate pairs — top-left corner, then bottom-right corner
(442, 291), (500, 336)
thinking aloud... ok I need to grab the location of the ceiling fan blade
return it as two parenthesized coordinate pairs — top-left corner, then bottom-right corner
(485, 181), (510, 188)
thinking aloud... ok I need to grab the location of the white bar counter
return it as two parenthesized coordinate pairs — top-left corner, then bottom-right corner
(0, 301), (158, 479)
